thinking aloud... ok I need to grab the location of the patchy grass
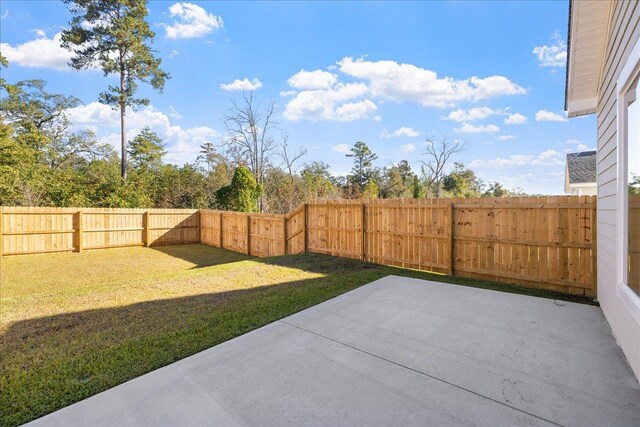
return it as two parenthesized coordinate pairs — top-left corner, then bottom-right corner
(0, 244), (595, 426)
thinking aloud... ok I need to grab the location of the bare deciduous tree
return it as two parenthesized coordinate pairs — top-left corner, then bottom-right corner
(223, 92), (278, 184)
(420, 137), (465, 197)
(223, 92), (280, 211)
(278, 134), (307, 182)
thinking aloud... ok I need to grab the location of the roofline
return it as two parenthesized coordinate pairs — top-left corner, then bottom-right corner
(564, 0), (573, 112)
(566, 150), (597, 156)
(564, 1), (613, 118)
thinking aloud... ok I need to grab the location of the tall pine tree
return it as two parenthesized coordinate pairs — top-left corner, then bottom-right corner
(346, 141), (377, 191)
(61, 0), (169, 180)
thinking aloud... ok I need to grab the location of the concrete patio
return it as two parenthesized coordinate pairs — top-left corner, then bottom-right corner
(28, 276), (640, 427)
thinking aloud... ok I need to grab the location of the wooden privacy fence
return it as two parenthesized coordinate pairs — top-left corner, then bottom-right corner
(0, 195), (597, 296)
(0, 206), (199, 255)
(304, 196), (596, 296)
(199, 205), (306, 257)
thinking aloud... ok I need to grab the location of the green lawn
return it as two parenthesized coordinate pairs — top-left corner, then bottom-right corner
(0, 244), (595, 426)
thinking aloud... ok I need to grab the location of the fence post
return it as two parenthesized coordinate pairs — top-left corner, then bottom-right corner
(143, 211), (150, 247)
(0, 206), (4, 257)
(448, 203), (454, 276)
(219, 212), (224, 248)
(197, 210), (201, 243)
(592, 201), (598, 296)
(246, 215), (251, 255)
(75, 209), (83, 252)
(303, 203), (308, 253)
(361, 202), (366, 262)
(283, 217), (288, 255)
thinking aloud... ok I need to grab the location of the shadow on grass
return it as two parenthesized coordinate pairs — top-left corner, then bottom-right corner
(149, 243), (253, 268)
(151, 244), (597, 306)
(0, 258), (380, 427)
(259, 253), (597, 305)
(1, 250), (597, 426)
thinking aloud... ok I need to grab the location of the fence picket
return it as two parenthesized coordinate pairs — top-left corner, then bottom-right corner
(1, 196), (598, 296)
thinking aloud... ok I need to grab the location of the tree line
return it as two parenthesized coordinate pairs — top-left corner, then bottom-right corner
(0, 0), (523, 213)
(0, 68), (521, 212)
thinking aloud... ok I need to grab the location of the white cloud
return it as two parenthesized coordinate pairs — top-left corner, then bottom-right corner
(470, 149), (564, 169)
(32, 28), (46, 38)
(163, 2), (223, 40)
(331, 143), (351, 154)
(470, 155), (530, 168)
(169, 49), (180, 58)
(531, 149), (564, 166)
(373, 115), (382, 122)
(400, 143), (416, 153)
(533, 32), (567, 68)
(339, 57), (526, 107)
(287, 69), (337, 90)
(496, 135), (515, 141)
(1, 10), (9, 20)
(546, 171), (566, 180)
(380, 126), (421, 139)
(334, 100), (377, 121)
(66, 102), (220, 165)
(1, 32), (72, 70)
(453, 123), (500, 134)
(443, 107), (500, 122)
(279, 90), (297, 97)
(535, 109), (567, 122)
(566, 139), (594, 152)
(220, 78), (263, 91)
(283, 82), (376, 122)
(504, 113), (528, 125)
(67, 103), (119, 132)
(167, 106), (182, 119)
(283, 58), (525, 122)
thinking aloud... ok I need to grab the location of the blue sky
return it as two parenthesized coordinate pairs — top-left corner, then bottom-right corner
(0, 1), (596, 194)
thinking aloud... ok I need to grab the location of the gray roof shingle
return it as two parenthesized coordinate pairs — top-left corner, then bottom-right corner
(566, 151), (596, 184)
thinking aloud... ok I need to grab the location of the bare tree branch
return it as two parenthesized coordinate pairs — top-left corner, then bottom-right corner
(278, 134), (307, 182)
(222, 91), (280, 211)
(419, 137), (465, 197)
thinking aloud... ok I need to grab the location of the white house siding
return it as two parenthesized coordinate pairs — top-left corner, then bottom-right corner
(596, 0), (640, 379)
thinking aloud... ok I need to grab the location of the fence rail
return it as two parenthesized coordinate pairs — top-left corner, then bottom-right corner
(1, 195), (598, 296)
(200, 210), (291, 257)
(301, 196), (597, 296)
(0, 207), (199, 256)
